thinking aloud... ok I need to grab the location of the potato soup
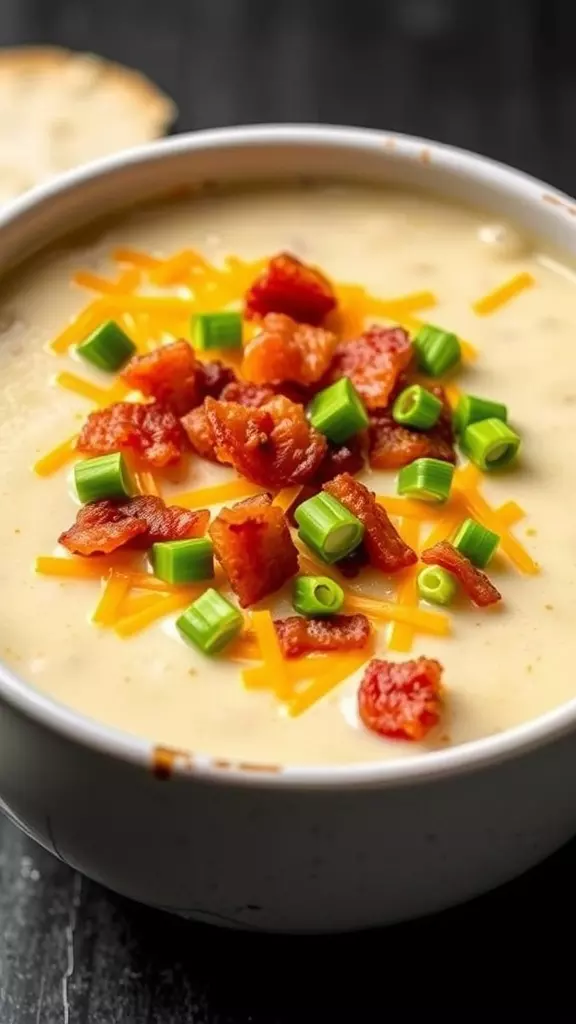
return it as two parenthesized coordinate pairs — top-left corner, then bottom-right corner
(0, 180), (570, 767)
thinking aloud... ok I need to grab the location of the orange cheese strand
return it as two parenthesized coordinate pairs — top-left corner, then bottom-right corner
(376, 495), (444, 520)
(388, 517), (421, 653)
(72, 269), (141, 295)
(472, 271), (535, 316)
(444, 383), (462, 410)
(50, 299), (110, 354)
(114, 589), (198, 638)
(459, 487), (538, 575)
(496, 500), (525, 528)
(398, 312), (478, 362)
(92, 571), (132, 626)
(54, 371), (129, 407)
(118, 591), (169, 617)
(35, 555), (137, 580)
(149, 249), (208, 286)
(246, 610), (291, 700)
(136, 470), (161, 497)
(422, 497), (468, 549)
(272, 486), (303, 512)
(111, 247), (162, 269)
(287, 654), (369, 717)
(33, 434), (79, 476)
(343, 594), (449, 636)
(106, 294), (197, 315)
(168, 479), (266, 509)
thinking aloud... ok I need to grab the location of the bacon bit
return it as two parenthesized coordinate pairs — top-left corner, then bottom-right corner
(121, 339), (203, 415)
(59, 496), (208, 557)
(369, 386), (456, 468)
(59, 501), (148, 556)
(242, 313), (337, 386)
(275, 613), (371, 658)
(181, 405), (218, 461)
(219, 380), (276, 407)
(358, 657), (443, 741)
(77, 401), (188, 468)
(421, 540), (502, 607)
(209, 496), (299, 607)
(204, 395), (326, 489)
(323, 473), (417, 573)
(324, 326), (413, 410)
(244, 252), (337, 325)
(313, 436), (365, 484)
(198, 360), (237, 400)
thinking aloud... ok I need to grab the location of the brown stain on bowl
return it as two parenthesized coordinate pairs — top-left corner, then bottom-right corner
(151, 745), (194, 781)
(542, 192), (576, 216)
(213, 757), (281, 775)
(419, 147), (432, 165)
(381, 137), (397, 152)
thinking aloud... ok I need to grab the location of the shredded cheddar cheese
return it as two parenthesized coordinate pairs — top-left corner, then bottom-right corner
(111, 247), (162, 269)
(245, 610), (291, 699)
(388, 518), (421, 653)
(287, 654), (369, 717)
(168, 479), (265, 509)
(92, 572), (132, 626)
(472, 271), (535, 316)
(54, 371), (128, 407)
(115, 589), (197, 638)
(72, 269), (141, 295)
(50, 299), (110, 355)
(272, 486), (303, 512)
(33, 434), (79, 476)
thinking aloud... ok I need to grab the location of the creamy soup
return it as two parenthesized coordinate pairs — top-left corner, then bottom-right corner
(0, 180), (572, 766)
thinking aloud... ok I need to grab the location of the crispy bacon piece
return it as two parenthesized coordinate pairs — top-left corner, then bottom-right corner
(274, 613), (371, 658)
(204, 395), (327, 489)
(219, 380), (276, 407)
(77, 401), (187, 468)
(244, 252), (337, 325)
(209, 495), (298, 607)
(122, 340), (235, 415)
(58, 496), (208, 556)
(421, 541), (502, 607)
(181, 405), (218, 461)
(323, 473), (417, 573)
(358, 658), (443, 741)
(313, 437), (365, 485)
(369, 386), (456, 468)
(325, 326), (413, 410)
(242, 313), (337, 386)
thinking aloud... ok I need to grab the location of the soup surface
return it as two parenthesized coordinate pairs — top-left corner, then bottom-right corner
(0, 180), (572, 766)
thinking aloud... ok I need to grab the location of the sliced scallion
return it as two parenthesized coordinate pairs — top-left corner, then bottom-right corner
(417, 565), (457, 606)
(294, 492), (364, 564)
(392, 384), (442, 430)
(413, 323), (461, 377)
(74, 452), (134, 503)
(76, 320), (136, 372)
(176, 588), (243, 655)
(151, 538), (214, 584)
(454, 394), (508, 434)
(292, 575), (345, 616)
(192, 311), (243, 351)
(462, 417), (521, 470)
(307, 378), (369, 444)
(397, 457), (454, 503)
(453, 518), (499, 568)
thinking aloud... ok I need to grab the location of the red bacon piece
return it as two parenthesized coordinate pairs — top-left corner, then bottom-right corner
(242, 313), (337, 386)
(323, 473), (417, 573)
(219, 380), (276, 407)
(58, 495), (208, 556)
(244, 252), (337, 325)
(274, 613), (371, 658)
(204, 395), (326, 489)
(369, 385), (456, 468)
(197, 360), (237, 400)
(121, 340), (235, 416)
(77, 401), (187, 468)
(325, 326), (413, 410)
(209, 495), (298, 607)
(313, 436), (365, 485)
(358, 657), (443, 741)
(180, 405), (218, 461)
(421, 541), (502, 607)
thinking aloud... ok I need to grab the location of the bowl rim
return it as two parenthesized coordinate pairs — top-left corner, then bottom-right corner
(1, 121), (575, 790)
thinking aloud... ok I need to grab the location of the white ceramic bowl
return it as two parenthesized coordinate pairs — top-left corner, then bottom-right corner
(1, 125), (576, 934)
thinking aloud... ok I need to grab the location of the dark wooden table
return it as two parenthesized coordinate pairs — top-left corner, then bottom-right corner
(2, 1), (576, 1019)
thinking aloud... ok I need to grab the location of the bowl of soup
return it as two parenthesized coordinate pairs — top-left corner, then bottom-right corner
(0, 124), (575, 933)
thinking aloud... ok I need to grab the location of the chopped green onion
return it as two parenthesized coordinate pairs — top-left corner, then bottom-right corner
(392, 384), (442, 430)
(292, 575), (345, 616)
(192, 311), (242, 351)
(417, 565), (457, 606)
(397, 457), (454, 503)
(151, 538), (214, 584)
(462, 417), (521, 471)
(413, 323), (461, 377)
(453, 518), (500, 568)
(74, 452), (134, 503)
(176, 588), (243, 655)
(307, 378), (369, 444)
(294, 492), (364, 564)
(76, 319), (137, 372)
(454, 394), (508, 434)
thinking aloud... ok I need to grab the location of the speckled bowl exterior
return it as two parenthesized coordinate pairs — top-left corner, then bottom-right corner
(1, 126), (576, 933)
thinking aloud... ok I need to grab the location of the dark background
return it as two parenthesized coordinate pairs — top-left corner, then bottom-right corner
(1, 0), (576, 1020)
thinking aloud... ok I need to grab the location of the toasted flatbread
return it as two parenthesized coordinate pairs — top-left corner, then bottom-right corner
(0, 46), (177, 203)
